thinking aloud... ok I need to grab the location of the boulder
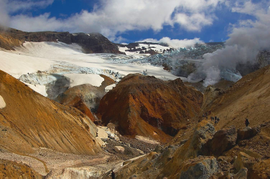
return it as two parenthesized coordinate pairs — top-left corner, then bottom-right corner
(114, 146), (125, 153)
(187, 120), (216, 157)
(237, 126), (260, 141)
(179, 156), (219, 179)
(202, 126), (237, 156)
(97, 74), (203, 143)
(233, 152), (257, 172)
(233, 168), (248, 179)
(157, 120), (216, 178)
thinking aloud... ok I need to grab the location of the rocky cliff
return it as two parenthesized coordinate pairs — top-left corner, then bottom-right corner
(0, 27), (121, 54)
(97, 74), (203, 143)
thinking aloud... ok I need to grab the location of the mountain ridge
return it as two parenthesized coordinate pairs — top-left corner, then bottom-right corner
(0, 27), (121, 54)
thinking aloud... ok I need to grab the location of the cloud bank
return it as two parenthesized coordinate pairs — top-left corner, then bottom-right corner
(191, 0), (270, 86)
(1, 0), (225, 40)
(7, 0), (54, 14)
(0, 0), (9, 27)
(141, 37), (203, 48)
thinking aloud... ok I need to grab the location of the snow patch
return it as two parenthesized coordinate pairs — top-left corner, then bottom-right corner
(64, 74), (104, 88)
(105, 84), (116, 92)
(0, 95), (6, 109)
(24, 83), (48, 97)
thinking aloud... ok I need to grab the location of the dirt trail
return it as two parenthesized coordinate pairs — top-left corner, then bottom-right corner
(0, 147), (116, 178)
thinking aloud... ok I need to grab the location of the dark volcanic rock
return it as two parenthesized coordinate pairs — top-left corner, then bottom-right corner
(237, 126), (260, 141)
(97, 74), (203, 143)
(202, 127), (237, 156)
(179, 156), (219, 179)
(71, 33), (120, 53)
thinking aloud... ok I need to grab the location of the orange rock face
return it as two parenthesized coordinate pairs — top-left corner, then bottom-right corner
(97, 74), (203, 143)
(0, 70), (101, 155)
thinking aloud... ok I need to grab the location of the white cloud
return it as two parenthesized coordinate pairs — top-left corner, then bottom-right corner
(0, 0), (10, 27)
(190, 0), (270, 86)
(4, 0), (225, 40)
(141, 37), (203, 48)
(10, 13), (66, 32)
(7, 0), (54, 13)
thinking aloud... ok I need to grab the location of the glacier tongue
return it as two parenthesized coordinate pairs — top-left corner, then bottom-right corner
(18, 61), (123, 99)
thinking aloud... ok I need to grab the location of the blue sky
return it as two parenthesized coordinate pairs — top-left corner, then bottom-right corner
(0, 0), (268, 46)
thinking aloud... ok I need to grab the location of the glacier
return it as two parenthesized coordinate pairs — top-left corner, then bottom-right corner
(0, 41), (178, 98)
(3, 40), (264, 98)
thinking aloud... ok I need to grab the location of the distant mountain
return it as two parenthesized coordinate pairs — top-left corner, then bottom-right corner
(0, 27), (121, 54)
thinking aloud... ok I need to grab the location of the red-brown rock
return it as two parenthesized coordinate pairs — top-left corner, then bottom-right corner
(97, 74), (203, 143)
(64, 96), (97, 122)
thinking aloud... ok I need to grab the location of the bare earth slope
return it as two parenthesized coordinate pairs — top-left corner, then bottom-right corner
(0, 70), (101, 155)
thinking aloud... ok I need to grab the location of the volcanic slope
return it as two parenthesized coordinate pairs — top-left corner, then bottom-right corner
(0, 70), (101, 155)
(97, 74), (203, 143)
(204, 65), (270, 131)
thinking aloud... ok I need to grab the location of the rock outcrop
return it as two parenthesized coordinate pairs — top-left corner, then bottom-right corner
(97, 74), (203, 143)
(0, 27), (121, 54)
(179, 156), (219, 179)
(0, 70), (101, 155)
(0, 159), (42, 179)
